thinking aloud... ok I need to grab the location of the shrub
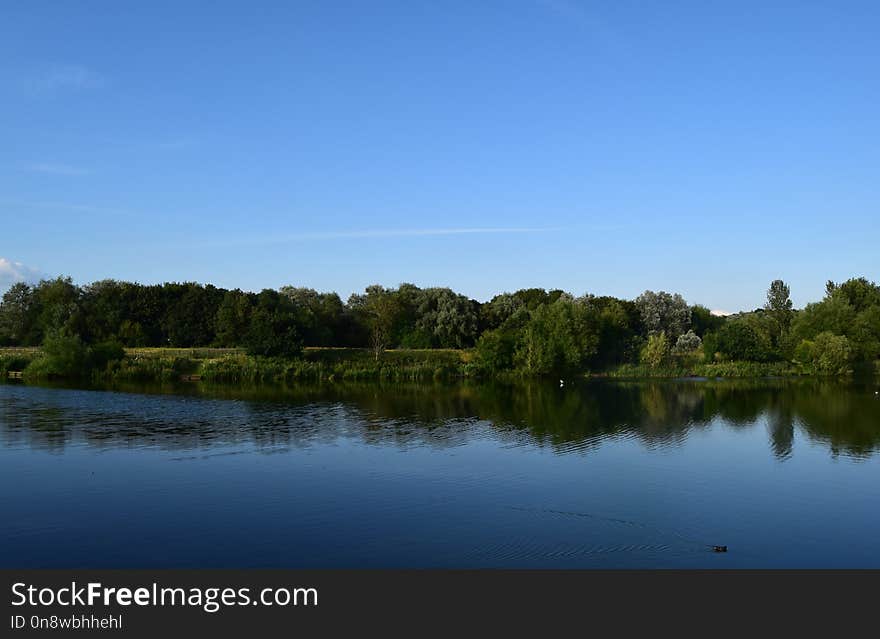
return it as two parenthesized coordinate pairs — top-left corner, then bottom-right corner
(673, 330), (702, 354)
(27, 329), (91, 378)
(715, 321), (773, 362)
(474, 329), (517, 373)
(23, 334), (128, 380)
(701, 331), (719, 362)
(514, 299), (599, 375)
(795, 332), (851, 374)
(640, 332), (671, 370)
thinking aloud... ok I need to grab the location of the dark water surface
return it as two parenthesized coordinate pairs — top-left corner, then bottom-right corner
(1, 378), (878, 568)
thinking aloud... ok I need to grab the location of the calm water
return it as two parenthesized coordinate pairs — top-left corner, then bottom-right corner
(1, 378), (878, 568)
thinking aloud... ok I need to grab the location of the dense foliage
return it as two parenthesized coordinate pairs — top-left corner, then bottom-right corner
(1, 275), (878, 378)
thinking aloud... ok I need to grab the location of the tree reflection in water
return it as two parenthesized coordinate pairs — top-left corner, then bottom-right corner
(1, 378), (878, 459)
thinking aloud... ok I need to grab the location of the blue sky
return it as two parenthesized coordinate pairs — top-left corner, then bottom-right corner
(1, 1), (878, 312)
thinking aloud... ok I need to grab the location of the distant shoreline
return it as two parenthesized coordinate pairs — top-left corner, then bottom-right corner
(3, 347), (875, 386)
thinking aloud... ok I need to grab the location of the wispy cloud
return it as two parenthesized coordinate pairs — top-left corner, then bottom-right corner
(0, 258), (43, 292)
(26, 64), (106, 94)
(280, 227), (554, 240)
(24, 163), (91, 176)
(200, 226), (560, 248)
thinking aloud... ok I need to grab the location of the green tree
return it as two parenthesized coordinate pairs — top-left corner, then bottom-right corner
(243, 290), (302, 357)
(215, 289), (254, 346)
(161, 283), (224, 346)
(764, 279), (793, 345)
(585, 296), (642, 368)
(789, 287), (880, 363)
(715, 320), (773, 362)
(702, 331), (720, 362)
(414, 287), (479, 348)
(690, 305), (724, 337)
(480, 293), (523, 331)
(38, 328), (91, 377)
(795, 332), (851, 374)
(515, 298), (599, 375)
(635, 291), (691, 340)
(356, 285), (402, 360)
(279, 287), (347, 346)
(474, 328), (518, 373)
(512, 288), (552, 311)
(32, 276), (83, 340)
(829, 277), (880, 311)
(80, 279), (125, 342)
(640, 332), (671, 370)
(0, 282), (38, 345)
(117, 319), (147, 346)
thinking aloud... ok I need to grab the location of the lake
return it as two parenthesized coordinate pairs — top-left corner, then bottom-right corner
(1, 378), (878, 568)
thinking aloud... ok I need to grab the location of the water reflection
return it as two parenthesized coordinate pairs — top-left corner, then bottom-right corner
(2, 378), (878, 459)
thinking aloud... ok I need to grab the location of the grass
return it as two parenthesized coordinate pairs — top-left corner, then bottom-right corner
(602, 360), (805, 379)
(102, 355), (200, 382)
(0, 346), (472, 383)
(0, 347), (40, 355)
(3, 347), (872, 383)
(123, 347), (245, 359)
(199, 348), (471, 383)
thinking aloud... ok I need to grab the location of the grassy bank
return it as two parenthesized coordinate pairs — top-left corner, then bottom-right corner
(600, 361), (805, 379)
(2, 347), (875, 384)
(1, 347), (473, 384)
(197, 348), (471, 383)
(601, 359), (880, 378)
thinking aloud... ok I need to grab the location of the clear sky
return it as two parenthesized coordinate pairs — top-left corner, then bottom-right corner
(2, 1), (878, 312)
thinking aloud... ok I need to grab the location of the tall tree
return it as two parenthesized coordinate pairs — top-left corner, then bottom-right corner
(215, 289), (254, 346)
(358, 285), (401, 360)
(414, 287), (479, 348)
(583, 296), (642, 368)
(765, 279), (793, 343)
(162, 283), (223, 346)
(243, 289), (302, 357)
(32, 277), (84, 341)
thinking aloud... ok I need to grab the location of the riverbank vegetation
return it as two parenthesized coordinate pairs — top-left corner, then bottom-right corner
(1, 275), (878, 382)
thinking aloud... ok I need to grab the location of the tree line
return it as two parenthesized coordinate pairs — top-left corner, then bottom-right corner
(1, 276), (878, 375)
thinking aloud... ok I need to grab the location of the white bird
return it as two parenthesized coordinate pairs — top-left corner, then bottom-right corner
(559, 379), (564, 388)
